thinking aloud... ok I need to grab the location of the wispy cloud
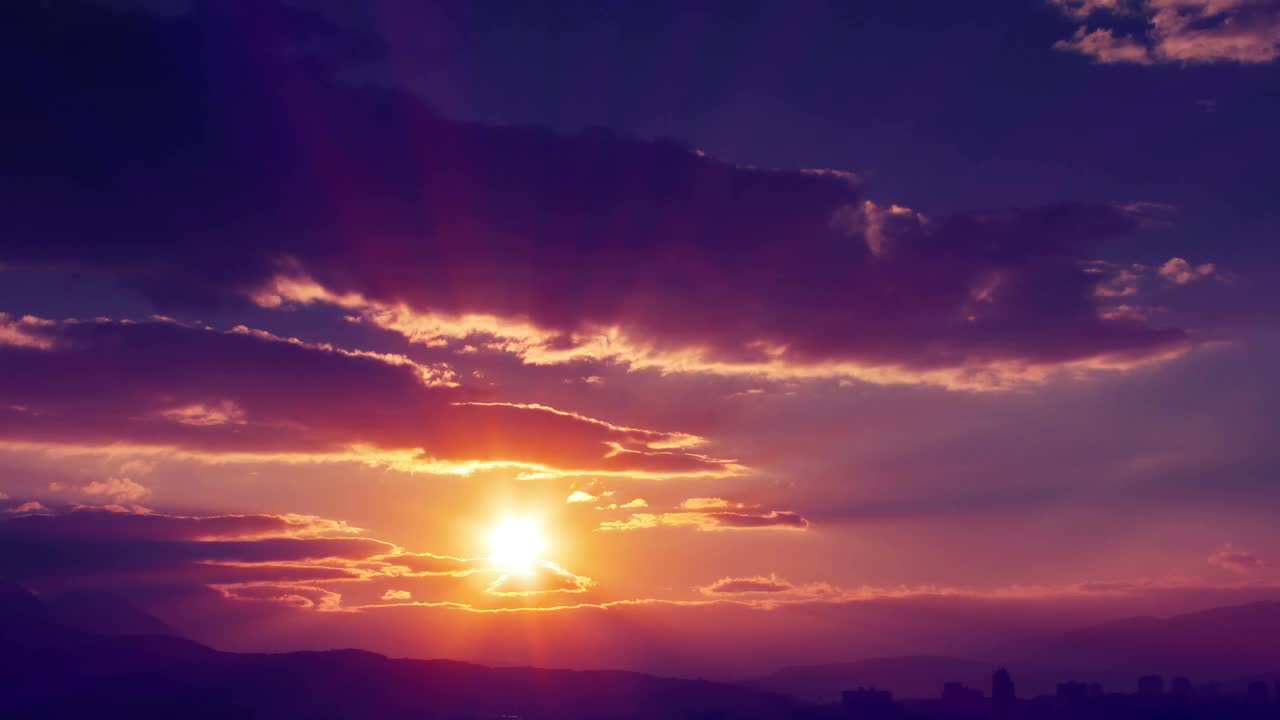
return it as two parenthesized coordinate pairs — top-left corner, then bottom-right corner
(1051, 0), (1280, 64)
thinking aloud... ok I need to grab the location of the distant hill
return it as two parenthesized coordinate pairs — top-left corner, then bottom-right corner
(43, 588), (178, 637)
(752, 655), (1136, 701)
(754, 656), (1000, 702)
(1028, 601), (1280, 678)
(0, 582), (796, 720)
(755, 602), (1280, 703)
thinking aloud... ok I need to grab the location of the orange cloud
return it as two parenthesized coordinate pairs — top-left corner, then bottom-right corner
(1051, 0), (1280, 65)
(599, 503), (810, 532)
(1159, 257), (1218, 285)
(485, 561), (594, 596)
(566, 490), (597, 504)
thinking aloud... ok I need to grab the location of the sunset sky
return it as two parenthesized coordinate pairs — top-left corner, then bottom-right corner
(2, 0), (1280, 678)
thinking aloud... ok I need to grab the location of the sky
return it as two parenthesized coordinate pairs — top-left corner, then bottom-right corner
(2, 0), (1280, 677)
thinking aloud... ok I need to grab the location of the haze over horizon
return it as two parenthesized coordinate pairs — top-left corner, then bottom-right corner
(3, 0), (1280, 686)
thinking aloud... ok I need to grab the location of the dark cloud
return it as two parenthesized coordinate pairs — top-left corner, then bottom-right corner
(0, 1), (1191, 389)
(0, 506), (396, 581)
(0, 319), (736, 477)
(0, 505), (358, 542)
(707, 511), (809, 530)
(0, 504), (595, 606)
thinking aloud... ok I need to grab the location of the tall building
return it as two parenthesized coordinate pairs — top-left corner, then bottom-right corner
(992, 667), (1016, 715)
(1138, 675), (1164, 698)
(1056, 682), (1089, 714)
(1247, 681), (1270, 703)
(942, 682), (983, 702)
(1171, 676), (1192, 699)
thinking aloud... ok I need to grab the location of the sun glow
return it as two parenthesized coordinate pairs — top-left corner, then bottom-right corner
(488, 516), (546, 572)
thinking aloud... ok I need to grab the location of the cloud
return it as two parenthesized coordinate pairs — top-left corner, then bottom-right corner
(253, 204), (1190, 390)
(1056, 27), (1155, 63)
(599, 501), (811, 532)
(0, 505), (594, 609)
(82, 477), (150, 503)
(1208, 544), (1267, 573)
(0, 318), (739, 479)
(218, 583), (345, 611)
(375, 551), (477, 576)
(566, 490), (597, 504)
(0, 314), (55, 350)
(680, 497), (734, 510)
(485, 562), (594, 596)
(0, 1), (1198, 391)
(708, 511), (810, 529)
(1083, 256), (1222, 322)
(160, 401), (247, 427)
(1050, 0), (1127, 19)
(0, 506), (361, 542)
(697, 574), (844, 601)
(1051, 0), (1280, 64)
(1159, 257), (1218, 285)
(700, 574), (795, 594)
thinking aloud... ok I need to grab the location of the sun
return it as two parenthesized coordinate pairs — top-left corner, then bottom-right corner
(487, 516), (546, 573)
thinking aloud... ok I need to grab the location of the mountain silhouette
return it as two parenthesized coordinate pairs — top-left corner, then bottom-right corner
(752, 655), (1136, 701)
(754, 602), (1280, 702)
(1027, 601), (1280, 677)
(754, 656), (1000, 702)
(0, 579), (48, 623)
(43, 588), (178, 637)
(0, 582), (795, 719)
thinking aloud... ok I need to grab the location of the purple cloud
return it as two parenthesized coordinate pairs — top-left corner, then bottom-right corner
(1051, 0), (1280, 65)
(0, 319), (738, 478)
(0, 2), (1197, 390)
(1208, 545), (1268, 573)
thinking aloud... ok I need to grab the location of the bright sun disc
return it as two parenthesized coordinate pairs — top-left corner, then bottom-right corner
(488, 516), (545, 572)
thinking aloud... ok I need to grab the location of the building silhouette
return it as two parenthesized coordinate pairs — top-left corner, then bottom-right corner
(1138, 675), (1164, 698)
(1056, 682), (1089, 713)
(992, 667), (1017, 716)
(939, 682), (985, 718)
(1246, 681), (1270, 703)
(1171, 676), (1192, 699)
(841, 687), (901, 718)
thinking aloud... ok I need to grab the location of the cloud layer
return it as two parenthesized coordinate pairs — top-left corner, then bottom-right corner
(0, 318), (736, 478)
(598, 498), (810, 532)
(0, 503), (593, 609)
(0, 1), (1196, 390)
(1051, 0), (1280, 64)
